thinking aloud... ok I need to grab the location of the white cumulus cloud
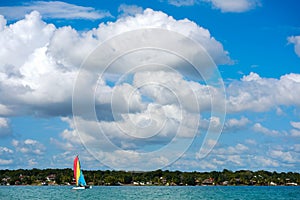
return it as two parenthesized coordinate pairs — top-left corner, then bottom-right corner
(226, 72), (300, 113)
(0, 9), (231, 118)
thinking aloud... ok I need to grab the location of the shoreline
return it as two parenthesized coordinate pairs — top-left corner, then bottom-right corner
(1, 169), (299, 187)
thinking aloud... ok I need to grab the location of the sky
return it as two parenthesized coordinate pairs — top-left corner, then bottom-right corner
(0, 0), (300, 172)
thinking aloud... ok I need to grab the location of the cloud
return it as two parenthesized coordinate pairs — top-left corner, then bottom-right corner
(24, 139), (38, 145)
(196, 140), (298, 170)
(63, 101), (198, 149)
(0, 15), (6, 31)
(223, 117), (250, 132)
(226, 72), (300, 113)
(290, 121), (300, 137)
(291, 129), (300, 137)
(0, 1), (112, 20)
(0, 104), (12, 115)
(245, 139), (256, 145)
(288, 36), (300, 57)
(164, 0), (261, 12)
(167, 0), (196, 7)
(0, 117), (12, 137)
(269, 150), (296, 163)
(0, 146), (13, 154)
(0, 146), (14, 166)
(224, 155), (244, 166)
(252, 123), (280, 136)
(50, 137), (74, 151)
(291, 121), (300, 129)
(12, 139), (46, 155)
(293, 144), (300, 152)
(1, 8), (299, 171)
(28, 159), (38, 166)
(0, 11), (76, 116)
(204, 0), (261, 13)
(253, 156), (279, 168)
(57, 119), (176, 170)
(0, 9), (231, 118)
(87, 8), (231, 65)
(50, 150), (103, 169)
(118, 4), (143, 17)
(125, 71), (300, 117)
(0, 11), (55, 70)
(0, 158), (13, 165)
(214, 143), (249, 155)
(171, 158), (218, 170)
(199, 116), (250, 135)
(196, 143), (250, 168)
(61, 83), (201, 170)
(176, 134), (299, 171)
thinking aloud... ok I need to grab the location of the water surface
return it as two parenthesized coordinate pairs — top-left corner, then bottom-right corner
(1, 185), (299, 200)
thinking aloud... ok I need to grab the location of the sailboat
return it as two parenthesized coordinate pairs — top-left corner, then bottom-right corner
(72, 155), (92, 190)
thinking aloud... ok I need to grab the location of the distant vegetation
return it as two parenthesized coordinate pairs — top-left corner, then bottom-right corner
(0, 169), (299, 186)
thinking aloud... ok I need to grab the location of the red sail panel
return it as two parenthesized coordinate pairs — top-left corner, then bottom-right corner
(73, 156), (78, 180)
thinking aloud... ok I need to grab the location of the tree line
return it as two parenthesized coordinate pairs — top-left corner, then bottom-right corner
(0, 168), (299, 186)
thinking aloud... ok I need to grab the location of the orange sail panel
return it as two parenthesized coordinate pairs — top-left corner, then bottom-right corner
(73, 156), (80, 186)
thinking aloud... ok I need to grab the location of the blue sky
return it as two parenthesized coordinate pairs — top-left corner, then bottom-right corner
(0, 0), (300, 172)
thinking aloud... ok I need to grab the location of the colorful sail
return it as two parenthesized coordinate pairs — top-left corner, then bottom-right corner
(73, 155), (87, 186)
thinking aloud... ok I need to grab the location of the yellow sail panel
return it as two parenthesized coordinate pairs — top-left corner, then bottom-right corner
(76, 160), (80, 186)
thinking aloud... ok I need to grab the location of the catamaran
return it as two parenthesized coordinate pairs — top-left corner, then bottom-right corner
(72, 155), (92, 190)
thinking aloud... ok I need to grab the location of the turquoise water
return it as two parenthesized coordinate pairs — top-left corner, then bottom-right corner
(0, 186), (299, 200)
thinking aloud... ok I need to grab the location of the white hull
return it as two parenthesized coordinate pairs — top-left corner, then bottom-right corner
(72, 186), (92, 190)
